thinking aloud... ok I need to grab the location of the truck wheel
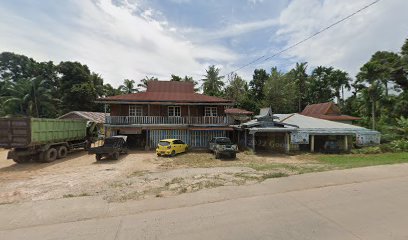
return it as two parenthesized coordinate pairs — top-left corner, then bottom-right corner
(57, 146), (68, 159)
(96, 154), (102, 161)
(113, 152), (119, 160)
(41, 148), (58, 163)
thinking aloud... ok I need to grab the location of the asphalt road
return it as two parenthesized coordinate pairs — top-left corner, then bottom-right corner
(1, 164), (408, 240)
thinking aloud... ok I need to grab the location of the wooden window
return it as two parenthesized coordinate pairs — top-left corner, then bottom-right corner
(168, 106), (181, 117)
(204, 107), (217, 116)
(129, 105), (143, 116)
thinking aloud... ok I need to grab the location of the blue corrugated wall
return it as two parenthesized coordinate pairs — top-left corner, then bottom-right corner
(149, 130), (226, 148)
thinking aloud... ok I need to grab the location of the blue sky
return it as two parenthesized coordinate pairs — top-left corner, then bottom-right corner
(1, 0), (407, 87)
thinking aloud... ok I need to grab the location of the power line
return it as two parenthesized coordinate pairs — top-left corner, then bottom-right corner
(224, 0), (381, 77)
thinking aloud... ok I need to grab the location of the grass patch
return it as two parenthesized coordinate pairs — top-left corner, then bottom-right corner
(262, 172), (289, 179)
(63, 193), (90, 198)
(317, 152), (408, 169)
(128, 170), (148, 178)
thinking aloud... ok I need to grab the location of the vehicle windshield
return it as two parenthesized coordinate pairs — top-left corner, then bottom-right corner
(158, 141), (170, 146)
(215, 138), (232, 144)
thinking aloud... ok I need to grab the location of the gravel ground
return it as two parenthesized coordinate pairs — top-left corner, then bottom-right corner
(0, 148), (321, 204)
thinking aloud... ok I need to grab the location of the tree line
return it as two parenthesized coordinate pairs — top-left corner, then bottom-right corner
(0, 38), (407, 141)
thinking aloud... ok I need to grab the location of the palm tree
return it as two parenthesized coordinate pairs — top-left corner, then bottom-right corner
(2, 77), (56, 117)
(329, 69), (351, 105)
(357, 62), (383, 130)
(291, 62), (308, 112)
(118, 79), (137, 94)
(137, 76), (158, 91)
(202, 65), (224, 96)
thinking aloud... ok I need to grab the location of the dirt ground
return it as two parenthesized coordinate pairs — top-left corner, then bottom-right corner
(0, 148), (324, 204)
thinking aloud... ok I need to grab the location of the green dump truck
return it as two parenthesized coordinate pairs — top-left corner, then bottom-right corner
(0, 118), (98, 163)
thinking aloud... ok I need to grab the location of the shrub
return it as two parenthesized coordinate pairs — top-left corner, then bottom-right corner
(353, 140), (408, 154)
(389, 139), (408, 152)
(351, 146), (382, 154)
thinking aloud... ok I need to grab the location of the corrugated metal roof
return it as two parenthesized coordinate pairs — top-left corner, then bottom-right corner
(225, 108), (254, 115)
(59, 111), (108, 123)
(98, 81), (232, 104)
(275, 113), (376, 134)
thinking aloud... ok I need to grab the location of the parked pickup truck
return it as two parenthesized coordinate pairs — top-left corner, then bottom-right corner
(209, 137), (237, 159)
(88, 136), (128, 161)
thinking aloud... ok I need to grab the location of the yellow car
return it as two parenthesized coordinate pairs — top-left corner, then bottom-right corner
(156, 139), (188, 157)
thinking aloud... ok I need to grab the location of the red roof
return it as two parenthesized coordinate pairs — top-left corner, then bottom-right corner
(98, 81), (232, 104)
(224, 108), (254, 115)
(301, 102), (361, 121)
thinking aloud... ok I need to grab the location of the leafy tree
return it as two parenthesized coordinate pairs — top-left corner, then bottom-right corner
(0, 52), (37, 81)
(249, 69), (269, 102)
(263, 67), (297, 113)
(224, 73), (248, 102)
(170, 74), (182, 81)
(306, 66), (334, 104)
(57, 61), (104, 113)
(103, 84), (121, 97)
(119, 79), (137, 94)
(202, 65), (224, 97)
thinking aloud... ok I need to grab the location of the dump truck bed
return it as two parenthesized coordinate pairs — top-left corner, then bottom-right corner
(0, 118), (88, 148)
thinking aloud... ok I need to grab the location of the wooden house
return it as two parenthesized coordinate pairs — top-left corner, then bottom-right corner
(96, 81), (234, 149)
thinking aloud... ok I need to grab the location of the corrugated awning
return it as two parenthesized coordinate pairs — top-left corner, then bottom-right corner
(189, 127), (234, 131)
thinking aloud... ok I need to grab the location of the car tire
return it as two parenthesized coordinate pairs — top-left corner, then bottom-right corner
(112, 152), (119, 160)
(41, 148), (58, 163)
(157, 153), (161, 157)
(96, 154), (102, 161)
(56, 146), (68, 159)
(215, 152), (220, 159)
(231, 153), (236, 159)
(171, 150), (176, 157)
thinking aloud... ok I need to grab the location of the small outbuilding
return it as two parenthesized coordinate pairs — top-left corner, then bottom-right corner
(236, 107), (380, 153)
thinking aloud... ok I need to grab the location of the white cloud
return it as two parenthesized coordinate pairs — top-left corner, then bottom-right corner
(185, 18), (279, 42)
(0, 0), (238, 87)
(272, 0), (408, 77)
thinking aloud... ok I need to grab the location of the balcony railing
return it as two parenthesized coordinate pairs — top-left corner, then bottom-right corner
(106, 116), (233, 125)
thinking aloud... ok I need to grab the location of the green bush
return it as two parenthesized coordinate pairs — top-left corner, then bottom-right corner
(351, 146), (382, 154)
(353, 140), (408, 154)
(389, 139), (408, 152)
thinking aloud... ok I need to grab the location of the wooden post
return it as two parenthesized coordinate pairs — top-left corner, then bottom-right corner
(310, 135), (315, 152)
(148, 104), (150, 116)
(344, 135), (348, 152)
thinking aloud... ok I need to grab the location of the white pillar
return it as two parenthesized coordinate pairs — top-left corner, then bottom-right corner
(344, 135), (348, 151)
(285, 133), (290, 153)
(310, 135), (315, 152)
(252, 132), (256, 152)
